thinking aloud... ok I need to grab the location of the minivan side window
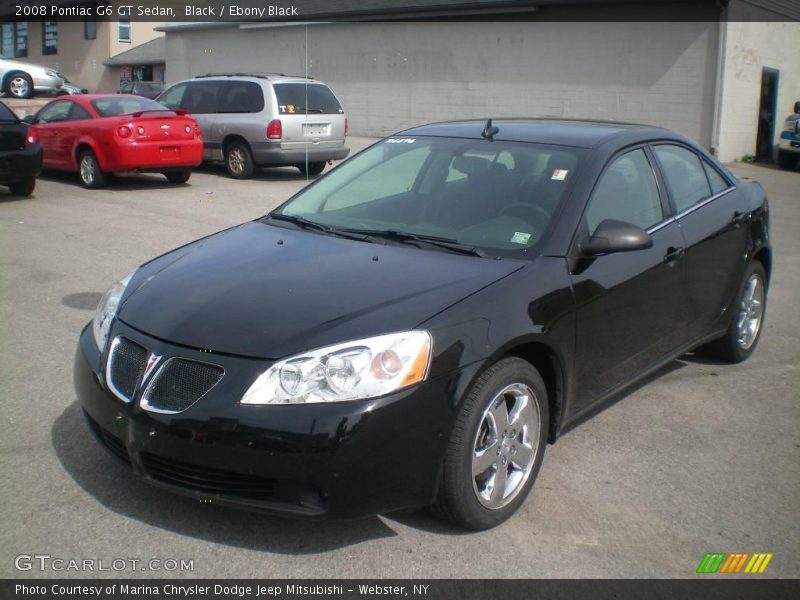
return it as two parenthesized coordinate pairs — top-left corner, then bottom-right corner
(585, 148), (663, 233)
(157, 83), (186, 110)
(653, 144), (713, 213)
(273, 83), (343, 115)
(218, 81), (264, 113)
(181, 82), (219, 114)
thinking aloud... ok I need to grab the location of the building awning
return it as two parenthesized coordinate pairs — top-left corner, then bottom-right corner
(104, 37), (165, 67)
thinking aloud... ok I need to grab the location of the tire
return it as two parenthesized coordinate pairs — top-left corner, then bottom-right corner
(224, 140), (255, 179)
(777, 150), (798, 171)
(8, 177), (35, 197)
(297, 161), (326, 176)
(433, 357), (549, 530)
(78, 150), (107, 189)
(6, 73), (33, 99)
(164, 170), (191, 184)
(701, 261), (767, 363)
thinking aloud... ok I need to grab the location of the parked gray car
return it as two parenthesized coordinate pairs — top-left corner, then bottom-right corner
(0, 55), (63, 99)
(157, 73), (349, 178)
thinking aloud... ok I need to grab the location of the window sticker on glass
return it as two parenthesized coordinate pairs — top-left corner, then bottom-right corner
(386, 138), (416, 144)
(511, 232), (532, 244)
(551, 169), (569, 181)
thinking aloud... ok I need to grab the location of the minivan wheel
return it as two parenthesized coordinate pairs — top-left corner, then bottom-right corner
(777, 150), (798, 170)
(433, 357), (548, 530)
(297, 161), (326, 176)
(8, 177), (36, 197)
(6, 73), (33, 99)
(78, 150), (107, 189)
(225, 141), (255, 179)
(701, 261), (767, 363)
(164, 170), (191, 184)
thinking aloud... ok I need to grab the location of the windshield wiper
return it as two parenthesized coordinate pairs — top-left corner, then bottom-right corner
(344, 229), (488, 258)
(268, 213), (370, 242)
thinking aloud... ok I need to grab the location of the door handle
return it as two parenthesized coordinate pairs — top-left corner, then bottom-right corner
(664, 246), (685, 263)
(732, 211), (748, 228)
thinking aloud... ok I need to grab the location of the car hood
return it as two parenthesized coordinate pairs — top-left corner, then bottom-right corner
(118, 221), (523, 359)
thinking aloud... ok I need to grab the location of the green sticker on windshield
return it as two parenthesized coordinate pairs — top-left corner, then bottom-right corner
(511, 232), (532, 244)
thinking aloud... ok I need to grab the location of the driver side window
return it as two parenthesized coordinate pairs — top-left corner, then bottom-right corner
(37, 101), (72, 124)
(585, 148), (662, 234)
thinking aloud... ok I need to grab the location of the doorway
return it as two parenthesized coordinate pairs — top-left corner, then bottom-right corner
(756, 67), (779, 159)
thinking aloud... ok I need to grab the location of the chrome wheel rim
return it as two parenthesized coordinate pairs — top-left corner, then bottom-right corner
(737, 273), (764, 350)
(80, 156), (95, 184)
(472, 382), (540, 510)
(10, 77), (29, 97)
(228, 147), (245, 174)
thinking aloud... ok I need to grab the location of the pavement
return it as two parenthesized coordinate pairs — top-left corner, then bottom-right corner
(0, 140), (797, 579)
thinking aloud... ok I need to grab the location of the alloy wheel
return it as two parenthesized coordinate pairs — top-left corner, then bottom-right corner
(80, 156), (96, 185)
(9, 76), (30, 98)
(228, 147), (246, 175)
(472, 382), (540, 510)
(737, 273), (764, 350)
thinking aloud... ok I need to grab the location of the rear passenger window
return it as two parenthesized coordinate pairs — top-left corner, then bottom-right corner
(653, 145), (713, 212)
(157, 83), (186, 110)
(181, 82), (219, 114)
(702, 160), (730, 195)
(274, 83), (343, 115)
(585, 149), (663, 233)
(218, 81), (264, 113)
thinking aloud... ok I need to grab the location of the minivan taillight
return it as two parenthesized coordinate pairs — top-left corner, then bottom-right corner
(266, 119), (282, 139)
(344, 117), (349, 137)
(25, 128), (39, 145)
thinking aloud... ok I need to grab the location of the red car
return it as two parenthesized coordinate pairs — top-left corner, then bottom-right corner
(27, 94), (203, 189)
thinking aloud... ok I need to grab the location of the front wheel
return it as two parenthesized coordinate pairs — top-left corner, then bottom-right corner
(78, 150), (107, 189)
(164, 170), (191, 184)
(297, 161), (326, 176)
(433, 357), (548, 530)
(6, 73), (33, 99)
(701, 261), (767, 363)
(8, 177), (35, 197)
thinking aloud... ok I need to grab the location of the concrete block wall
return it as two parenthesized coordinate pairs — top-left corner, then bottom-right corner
(165, 21), (719, 148)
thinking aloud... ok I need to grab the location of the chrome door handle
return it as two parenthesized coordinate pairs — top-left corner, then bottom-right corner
(664, 246), (685, 263)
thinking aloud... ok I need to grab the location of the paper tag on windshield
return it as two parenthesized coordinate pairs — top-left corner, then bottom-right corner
(552, 169), (568, 180)
(511, 232), (532, 244)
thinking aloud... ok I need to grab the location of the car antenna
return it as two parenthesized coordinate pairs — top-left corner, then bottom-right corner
(481, 118), (499, 141)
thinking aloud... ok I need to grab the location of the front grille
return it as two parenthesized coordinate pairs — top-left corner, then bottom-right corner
(141, 453), (276, 497)
(84, 412), (131, 467)
(107, 337), (148, 401)
(142, 358), (224, 413)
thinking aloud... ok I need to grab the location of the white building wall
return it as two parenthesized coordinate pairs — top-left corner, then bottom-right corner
(165, 21), (719, 147)
(716, 21), (800, 162)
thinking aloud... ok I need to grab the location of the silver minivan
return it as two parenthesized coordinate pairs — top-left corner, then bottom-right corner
(157, 73), (349, 178)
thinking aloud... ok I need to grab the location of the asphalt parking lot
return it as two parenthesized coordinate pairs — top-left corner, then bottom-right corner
(0, 140), (797, 579)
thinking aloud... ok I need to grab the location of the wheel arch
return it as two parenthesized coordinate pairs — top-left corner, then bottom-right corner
(2, 70), (30, 88)
(222, 134), (250, 153)
(753, 246), (772, 284)
(74, 139), (107, 171)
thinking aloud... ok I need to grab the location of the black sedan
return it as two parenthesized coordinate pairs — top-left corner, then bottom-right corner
(0, 101), (41, 196)
(74, 119), (770, 529)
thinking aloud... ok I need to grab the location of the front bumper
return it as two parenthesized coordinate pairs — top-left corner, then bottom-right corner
(74, 320), (459, 519)
(0, 144), (42, 183)
(32, 74), (64, 93)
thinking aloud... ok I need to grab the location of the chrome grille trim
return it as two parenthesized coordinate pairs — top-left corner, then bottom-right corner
(105, 336), (148, 403)
(140, 357), (225, 415)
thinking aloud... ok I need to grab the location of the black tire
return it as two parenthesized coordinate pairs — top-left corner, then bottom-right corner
(8, 177), (35, 197)
(5, 72), (33, 99)
(78, 150), (107, 189)
(164, 170), (191, 184)
(433, 357), (549, 530)
(701, 261), (767, 363)
(297, 161), (326, 176)
(777, 150), (798, 171)
(224, 140), (255, 179)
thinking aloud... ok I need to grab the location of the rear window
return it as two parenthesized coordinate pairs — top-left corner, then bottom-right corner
(273, 83), (343, 115)
(217, 81), (264, 113)
(0, 101), (17, 121)
(91, 97), (169, 117)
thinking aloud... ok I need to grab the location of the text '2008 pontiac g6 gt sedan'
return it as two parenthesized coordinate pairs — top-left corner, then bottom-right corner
(74, 119), (770, 529)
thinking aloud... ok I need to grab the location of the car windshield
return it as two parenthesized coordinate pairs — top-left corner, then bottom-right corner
(91, 97), (170, 117)
(272, 136), (582, 256)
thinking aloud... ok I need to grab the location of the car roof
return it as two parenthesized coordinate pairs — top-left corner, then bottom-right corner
(188, 73), (320, 85)
(397, 118), (675, 149)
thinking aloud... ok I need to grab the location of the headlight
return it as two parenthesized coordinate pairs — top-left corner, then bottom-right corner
(45, 70), (58, 78)
(92, 270), (136, 352)
(241, 331), (432, 405)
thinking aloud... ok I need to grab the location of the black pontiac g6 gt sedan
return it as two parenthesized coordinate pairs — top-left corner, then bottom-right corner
(74, 119), (770, 529)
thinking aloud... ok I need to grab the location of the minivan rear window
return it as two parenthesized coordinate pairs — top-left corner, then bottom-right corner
(273, 83), (343, 115)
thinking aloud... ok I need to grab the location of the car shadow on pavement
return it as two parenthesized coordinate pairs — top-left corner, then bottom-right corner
(196, 163), (323, 183)
(39, 169), (191, 191)
(51, 401), (398, 553)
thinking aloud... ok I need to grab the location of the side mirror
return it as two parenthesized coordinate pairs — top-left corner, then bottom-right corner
(794, 100), (800, 114)
(21, 115), (34, 124)
(580, 219), (653, 256)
